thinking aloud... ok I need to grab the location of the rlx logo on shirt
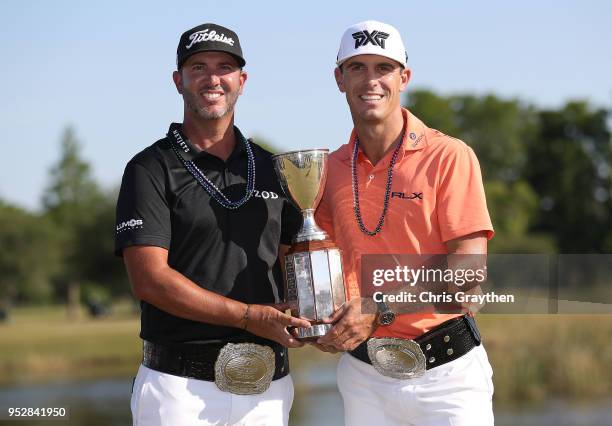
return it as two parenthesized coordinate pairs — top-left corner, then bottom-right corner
(391, 191), (423, 200)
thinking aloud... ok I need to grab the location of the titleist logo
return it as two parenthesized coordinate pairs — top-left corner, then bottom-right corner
(187, 29), (235, 49)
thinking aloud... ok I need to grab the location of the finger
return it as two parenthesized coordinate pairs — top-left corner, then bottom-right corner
(273, 320), (308, 347)
(326, 319), (362, 349)
(321, 344), (340, 354)
(317, 321), (347, 346)
(329, 329), (356, 351)
(281, 332), (305, 348)
(339, 335), (368, 352)
(286, 339), (305, 348)
(285, 315), (312, 329)
(324, 302), (348, 323)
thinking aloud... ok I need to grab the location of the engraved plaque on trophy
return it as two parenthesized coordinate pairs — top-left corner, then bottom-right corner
(272, 149), (346, 340)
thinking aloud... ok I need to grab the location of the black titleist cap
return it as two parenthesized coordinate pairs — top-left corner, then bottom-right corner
(176, 23), (245, 69)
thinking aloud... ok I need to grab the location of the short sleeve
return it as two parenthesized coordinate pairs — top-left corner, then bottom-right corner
(280, 199), (302, 245)
(114, 161), (171, 256)
(437, 145), (494, 242)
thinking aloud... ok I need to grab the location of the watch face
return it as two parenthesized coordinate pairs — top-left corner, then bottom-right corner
(378, 311), (395, 326)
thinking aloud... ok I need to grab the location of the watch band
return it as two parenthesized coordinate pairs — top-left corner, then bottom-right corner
(376, 300), (395, 326)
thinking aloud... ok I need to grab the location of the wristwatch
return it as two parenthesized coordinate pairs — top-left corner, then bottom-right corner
(375, 301), (396, 326)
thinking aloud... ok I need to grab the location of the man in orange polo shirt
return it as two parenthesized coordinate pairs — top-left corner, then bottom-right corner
(315, 21), (495, 425)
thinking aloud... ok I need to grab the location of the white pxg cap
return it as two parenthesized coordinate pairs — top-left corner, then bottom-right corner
(336, 20), (407, 67)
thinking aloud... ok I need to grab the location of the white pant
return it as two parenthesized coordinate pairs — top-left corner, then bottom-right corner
(131, 365), (294, 426)
(337, 345), (494, 426)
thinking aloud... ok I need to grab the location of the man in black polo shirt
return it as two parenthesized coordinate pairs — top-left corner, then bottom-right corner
(115, 23), (310, 426)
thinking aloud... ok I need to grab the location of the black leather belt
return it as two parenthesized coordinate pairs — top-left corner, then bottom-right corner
(350, 315), (481, 371)
(142, 338), (289, 381)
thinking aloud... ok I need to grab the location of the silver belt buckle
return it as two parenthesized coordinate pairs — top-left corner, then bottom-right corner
(367, 337), (426, 379)
(214, 343), (275, 395)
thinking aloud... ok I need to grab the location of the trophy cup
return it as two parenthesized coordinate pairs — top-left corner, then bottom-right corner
(272, 149), (346, 340)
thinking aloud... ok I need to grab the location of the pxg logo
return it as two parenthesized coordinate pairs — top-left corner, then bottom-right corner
(352, 30), (390, 49)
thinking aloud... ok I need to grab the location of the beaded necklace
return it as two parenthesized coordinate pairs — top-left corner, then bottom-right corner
(351, 132), (404, 236)
(169, 126), (255, 210)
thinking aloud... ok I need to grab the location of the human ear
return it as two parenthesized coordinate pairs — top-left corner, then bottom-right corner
(334, 67), (346, 93)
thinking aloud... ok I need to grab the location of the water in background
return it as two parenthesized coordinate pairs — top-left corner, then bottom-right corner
(1, 367), (611, 426)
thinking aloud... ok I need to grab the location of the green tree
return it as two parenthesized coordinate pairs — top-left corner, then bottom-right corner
(76, 187), (130, 299)
(42, 126), (104, 317)
(403, 89), (460, 136)
(0, 201), (61, 305)
(405, 90), (537, 183)
(484, 181), (556, 253)
(404, 90), (551, 252)
(524, 102), (612, 252)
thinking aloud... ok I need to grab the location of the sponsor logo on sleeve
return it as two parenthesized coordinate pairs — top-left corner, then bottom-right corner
(116, 218), (144, 234)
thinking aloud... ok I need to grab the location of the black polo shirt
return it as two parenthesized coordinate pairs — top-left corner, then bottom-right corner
(115, 123), (301, 343)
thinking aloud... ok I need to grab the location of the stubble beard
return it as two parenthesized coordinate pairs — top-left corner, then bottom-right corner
(184, 88), (240, 120)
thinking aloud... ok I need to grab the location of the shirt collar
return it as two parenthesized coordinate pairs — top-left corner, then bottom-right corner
(167, 122), (247, 163)
(339, 108), (429, 163)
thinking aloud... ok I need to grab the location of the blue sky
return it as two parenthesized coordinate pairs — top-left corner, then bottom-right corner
(1, 0), (611, 210)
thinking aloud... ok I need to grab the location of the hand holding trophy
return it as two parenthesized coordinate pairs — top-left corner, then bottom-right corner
(272, 150), (346, 340)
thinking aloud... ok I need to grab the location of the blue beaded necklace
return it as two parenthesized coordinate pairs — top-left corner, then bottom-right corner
(169, 126), (255, 210)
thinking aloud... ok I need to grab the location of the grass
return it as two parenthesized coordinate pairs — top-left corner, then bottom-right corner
(0, 302), (141, 385)
(1, 306), (611, 405)
(478, 314), (612, 404)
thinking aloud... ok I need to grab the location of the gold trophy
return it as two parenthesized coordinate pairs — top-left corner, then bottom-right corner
(272, 149), (346, 340)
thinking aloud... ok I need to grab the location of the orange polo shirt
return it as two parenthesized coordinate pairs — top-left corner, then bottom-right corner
(315, 108), (494, 340)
